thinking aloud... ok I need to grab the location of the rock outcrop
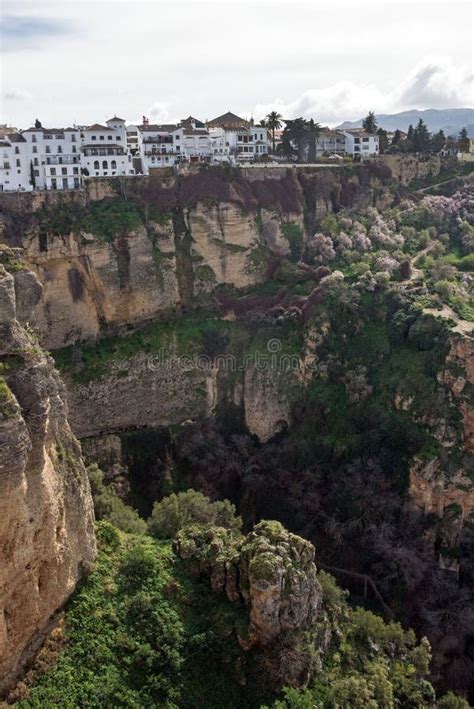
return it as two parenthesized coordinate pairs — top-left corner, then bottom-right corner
(173, 520), (321, 649)
(0, 251), (96, 694)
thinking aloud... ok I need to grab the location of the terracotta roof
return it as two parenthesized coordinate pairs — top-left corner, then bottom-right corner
(4, 133), (26, 143)
(180, 115), (205, 128)
(139, 124), (178, 132)
(207, 111), (249, 129)
(183, 129), (209, 136)
(85, 124), (113, 131)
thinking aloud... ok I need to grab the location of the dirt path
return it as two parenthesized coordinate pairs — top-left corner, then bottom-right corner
(423, 305), (473, 336)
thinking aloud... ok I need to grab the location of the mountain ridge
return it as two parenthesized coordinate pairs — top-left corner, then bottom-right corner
(337, 107), (474, 136)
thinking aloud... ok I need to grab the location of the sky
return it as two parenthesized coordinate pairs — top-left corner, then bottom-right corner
(1, 0), (473, 129)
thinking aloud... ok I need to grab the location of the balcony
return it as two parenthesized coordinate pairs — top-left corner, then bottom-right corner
(44, 156), (80, 165)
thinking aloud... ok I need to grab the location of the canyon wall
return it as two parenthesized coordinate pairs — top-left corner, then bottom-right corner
(0, 164), (392, 350)
(0, 251), (96, 694)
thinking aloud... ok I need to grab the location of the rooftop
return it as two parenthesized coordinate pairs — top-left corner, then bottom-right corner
(207, 111), (250, 130)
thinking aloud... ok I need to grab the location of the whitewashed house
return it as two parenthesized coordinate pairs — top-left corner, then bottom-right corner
(80, 118), (133, 178)
(207, 112), (268, 163)
(342, 129), (379, 157)
(22, 126), (82, 190)
(138, 123), (179, 172)
(0, 132), (31, 192)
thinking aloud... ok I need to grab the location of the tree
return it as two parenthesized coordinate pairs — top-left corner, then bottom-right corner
(431, 129), (446, 153)
(362, 111), (377, 133)
(406, 124), (414, 152)
(281, 118), (308, 162)
(34, 118), (42, 129)
(306, 119), (321, 162)
(458, 127), (470, 152)
(265, 111), (283, 153)
(412, 118), (430, 153)
(376, 127), (389, 153)
(391, 129), (402, 145)
(29, 160), (36, 189)
(147, 489), (242, 539)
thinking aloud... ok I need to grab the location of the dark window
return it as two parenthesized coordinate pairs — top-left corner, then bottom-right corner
(111, 160), (117, 169)
(51, 168), (56, 175)
(62, 178), (68, 188)
(91, 135), (97, 140)
(62, 167), (67, 175)
(93, 160), (99, 169)
(102, 160), (107, 169)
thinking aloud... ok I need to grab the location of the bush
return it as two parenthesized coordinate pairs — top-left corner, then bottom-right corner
(147, 489), (242, 539)
(119, 545), (157, 588)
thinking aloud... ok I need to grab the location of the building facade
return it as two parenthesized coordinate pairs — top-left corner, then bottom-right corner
(342, 129), (379, 157)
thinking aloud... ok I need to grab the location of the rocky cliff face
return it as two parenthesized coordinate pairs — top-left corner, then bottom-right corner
(174, 519), (322, 685)
(0, 250), (96, 694)
(0, 165), (393, 350)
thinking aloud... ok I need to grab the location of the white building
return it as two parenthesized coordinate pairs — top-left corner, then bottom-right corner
(80, 118), (133, 178)
(207, 112), (268, 163)
(342, 129), (379, 158)
(0, 132), (31, 192)
(21, 126), (82, 190)
(138, 123), (180, 172)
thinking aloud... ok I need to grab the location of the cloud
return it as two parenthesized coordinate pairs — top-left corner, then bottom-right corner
(2, 15), (74, 52)
(253, 58), (474, 124)
(395, 58), (474, 109)
(4, 88), (32, 101)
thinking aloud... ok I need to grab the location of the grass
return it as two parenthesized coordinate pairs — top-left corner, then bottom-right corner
(0, 376), (16, 419)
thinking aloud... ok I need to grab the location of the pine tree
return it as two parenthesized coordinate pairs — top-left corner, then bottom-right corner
(458, 127), (470, 152)
(362, 111), (377, 133)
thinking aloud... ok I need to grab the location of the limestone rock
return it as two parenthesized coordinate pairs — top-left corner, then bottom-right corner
(173, 520), (322, 649)
(0, 263), (96, 694)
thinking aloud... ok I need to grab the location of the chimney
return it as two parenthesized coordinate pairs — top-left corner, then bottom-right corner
(142, 115), (149, 126)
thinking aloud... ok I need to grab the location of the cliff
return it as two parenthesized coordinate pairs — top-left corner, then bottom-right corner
(0, 164), (394, 350)
(0, 249), (96, 694)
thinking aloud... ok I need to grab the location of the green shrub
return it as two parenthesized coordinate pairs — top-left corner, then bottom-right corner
(147, 489), (242, 539)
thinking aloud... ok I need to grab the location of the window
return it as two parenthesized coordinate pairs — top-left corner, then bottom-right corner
(73, 167), (79, 174)
(32, 145), (37, 153)
(111, 160), (117, 169)
(32, 135), (37, 143)
(108, 135), (113, 140)
(16, 159), (20, 167)
(91, 135), (97, 141)
(116, 136), (121, 140)
(34, 169), (39, 176)
(71, 135), (76, 142)
(62, 167), (67, 175)
(46, 157), (51, 165)
(74, 178), (80, 188)
(45, 146), (50, 153)
(100, 135), (105, 140)
(72, 146), (77, 153)
(57, 146), (62, 153)
(102, 160), (107, 169)
(15, 147), (19, 154)
(58, 157), (63, 164)
(34, 158), (39, 166)
(51, 179), (57, 189)
(93, 160), (100, 170)
(62, 178), (68, 189)
(51, 168), (56, 175)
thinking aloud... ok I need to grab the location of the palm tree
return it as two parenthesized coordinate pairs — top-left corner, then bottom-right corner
(282, 118), (308, 162)
(265, 111), (283, 153)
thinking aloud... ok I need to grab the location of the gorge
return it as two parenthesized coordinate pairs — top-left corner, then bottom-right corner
(0, 158), (472, 706)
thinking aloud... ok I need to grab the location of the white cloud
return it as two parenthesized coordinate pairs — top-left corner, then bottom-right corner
(253, 58), (474, 125)
(4, 88), (32, 101)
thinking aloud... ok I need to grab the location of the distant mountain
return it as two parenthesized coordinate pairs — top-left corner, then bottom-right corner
(337, 108), (474, 136)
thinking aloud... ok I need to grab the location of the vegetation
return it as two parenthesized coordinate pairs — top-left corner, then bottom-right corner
(16, 488), (468, 708)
